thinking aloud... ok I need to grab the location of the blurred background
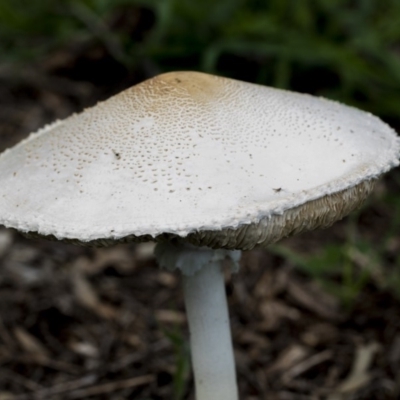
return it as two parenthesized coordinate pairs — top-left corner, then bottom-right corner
(0, 1), (400, 399)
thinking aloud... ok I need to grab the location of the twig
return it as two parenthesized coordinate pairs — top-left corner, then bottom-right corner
(108, 351), (145, 373)
(64, 375), (154, 399)
(13, 374), (98, 400)
(12, 374), (154, 400)
(11, 355), (79, 375)
(2, 369), (43, 392)
(283, 350), (333, 382)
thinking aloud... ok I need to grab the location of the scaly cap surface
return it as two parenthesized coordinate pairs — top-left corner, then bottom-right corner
(0, 71), (398, 249)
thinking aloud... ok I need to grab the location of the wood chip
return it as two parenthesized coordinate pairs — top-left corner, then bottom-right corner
(283, 349), (333, 382)
(327, 342), (380, 399)
(388, 335), (400, 366)
(156, 272), (178, 288)
(259, 299), (301, 331)
(254, 268), (288, 299)
(237, 330), (270, 348)
(68, 341), (99, 358)
(300, 323), (339, 347)
(266, 344), (310, 375)
(71, 262), (119, 320)
(135, 242), (156, 261)
(0, 229), (12, 259)
(155, 309), (186, 324)
(90, 247), (135, 274)
(287, 279), (340, 320)
(66, 375), (155, 399)
(0, 392), (15, 400)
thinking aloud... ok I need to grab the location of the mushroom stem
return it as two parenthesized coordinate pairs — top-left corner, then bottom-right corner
(183, 259), (238, 400)
(154, 242), (240, 400)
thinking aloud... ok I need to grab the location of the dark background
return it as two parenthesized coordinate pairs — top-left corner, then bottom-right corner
(0, 1), (400, 399)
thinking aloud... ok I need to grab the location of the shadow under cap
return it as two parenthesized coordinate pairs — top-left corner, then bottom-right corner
(23, 179), (375, 250)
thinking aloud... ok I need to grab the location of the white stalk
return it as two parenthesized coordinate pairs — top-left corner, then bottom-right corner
(154, 242), (240, 400)
(183, 260), (238, 400)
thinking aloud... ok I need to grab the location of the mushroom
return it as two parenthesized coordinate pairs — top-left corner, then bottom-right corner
(0, 71), (398, 400)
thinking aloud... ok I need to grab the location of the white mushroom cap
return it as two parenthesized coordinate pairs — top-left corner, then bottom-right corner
(0, 71), (398, 249)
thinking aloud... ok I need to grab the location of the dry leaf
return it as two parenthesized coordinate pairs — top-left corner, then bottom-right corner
(14, 326), (50, 361)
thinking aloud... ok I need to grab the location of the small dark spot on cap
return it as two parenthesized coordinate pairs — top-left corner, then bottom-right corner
(112, 149), (121, 160)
